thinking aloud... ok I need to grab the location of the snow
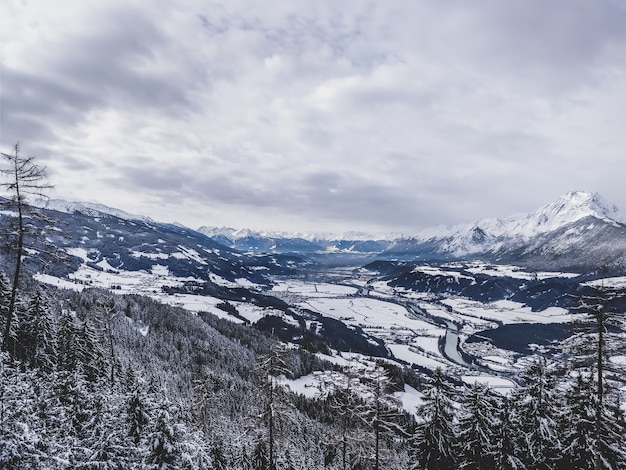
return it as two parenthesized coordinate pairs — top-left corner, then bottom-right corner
(458, 262), (580, 280)
(388, 344), (449, 371)
(441, 298), (572, 325)
(38, 198), (154, 223)
(460, 375), (517, 394)
(585, 276), (626, 289)
(393, 384), (424, 414)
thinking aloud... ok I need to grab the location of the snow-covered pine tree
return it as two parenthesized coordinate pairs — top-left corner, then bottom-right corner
(514, 358), (561, 470)
(361, 365), (405, 470)
(318, 367), (369, 470)
(256, 340), (292, 470)
(146, 399), (182, 469)
(410, 367), (457, 470)
(558, 373), (597, 469)
(57, 309), (80, 372)
(566, 281), (626, 470)
(128, 384), (151, 447)
(19, 289), (57, 372)
(78, 318), (107, 383)
(0, 271), (11, 336)
(456, 380), (499, 469)
(493, 397), (525, 470)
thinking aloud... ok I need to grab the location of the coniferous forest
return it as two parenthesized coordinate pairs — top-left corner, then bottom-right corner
(1, 274), (625, 469)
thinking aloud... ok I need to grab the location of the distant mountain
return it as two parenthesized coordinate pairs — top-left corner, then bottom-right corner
(19, 191), (626, 273)
(197, 226), (394, 255)
(384, 191), (626, 272)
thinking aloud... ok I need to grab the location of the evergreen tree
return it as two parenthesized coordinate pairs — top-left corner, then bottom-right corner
(320, 368), (370, 470)
(515, 359), (561, 470)
(456, 381), (499, 470)
(0, 272), (11, 336)
(410, 367), (457, 470)
(567, 281), (626, 470)
(361, 366), (405, 470)
(18, 289), (57, 371)
(57, 309), (80, 372)
(146, 399), (181, 469)
(257, 340), (292, 470)
(558, 373), (596, 469)
(494, 397), (525, 470)
(128, 385), (151, 447)
(78, 318), (107, 382)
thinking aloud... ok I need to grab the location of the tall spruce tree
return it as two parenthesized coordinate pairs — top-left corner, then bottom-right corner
(456, 380), (499, 470)
(257, 340), (292, 470)
(558, 373), (597, 469)
(567, 280), (626, 470)
(514, 359), (561, 470)
(410, 367), (457, 470)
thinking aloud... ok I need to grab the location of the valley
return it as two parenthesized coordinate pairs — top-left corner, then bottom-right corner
(3, 192), (626, 468)
(34, 249), (589, 395)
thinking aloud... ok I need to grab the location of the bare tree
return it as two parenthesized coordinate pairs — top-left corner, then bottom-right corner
(1, 143), (53, 352)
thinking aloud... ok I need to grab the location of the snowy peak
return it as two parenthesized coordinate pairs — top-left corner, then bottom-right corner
(386, 191), (626, 266)
(197, 226), (396, 243)
(512, 191), (625, 236)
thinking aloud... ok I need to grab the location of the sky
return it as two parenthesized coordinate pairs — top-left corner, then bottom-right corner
(1, 0), (626, 236)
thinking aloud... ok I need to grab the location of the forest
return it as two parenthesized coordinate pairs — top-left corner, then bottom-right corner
(1, 274), (626, 469)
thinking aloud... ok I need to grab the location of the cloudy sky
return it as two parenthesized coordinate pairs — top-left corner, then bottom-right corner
(2, 0), (626, 235)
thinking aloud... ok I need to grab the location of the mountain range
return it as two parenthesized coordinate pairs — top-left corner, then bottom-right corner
(199, 190), (626, 272)
(385, 191), (626, 272)
(21, 190), (626, 273)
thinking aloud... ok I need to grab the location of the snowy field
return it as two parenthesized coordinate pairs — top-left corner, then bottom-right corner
(35, 258), (584, 389)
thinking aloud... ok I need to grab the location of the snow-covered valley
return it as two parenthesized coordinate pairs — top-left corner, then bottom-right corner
(34, 252), (596, 399)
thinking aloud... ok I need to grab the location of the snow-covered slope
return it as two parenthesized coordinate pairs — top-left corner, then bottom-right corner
(35, 199), (155, 223)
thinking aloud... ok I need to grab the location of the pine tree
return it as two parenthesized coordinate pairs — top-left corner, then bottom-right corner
(78, 318), (107, 382)
(319, 367), (370, 470)
(18, 289), (57, 371)
(515, 359), (561, 470)
(57, 310), (80, 372)
(0, 272), (11, 337)
(146, 399), (181, 469)
(410, 367), (457, 470)
(128, 385), (151, 447)
(257, 340), (292, 470)
(361, 366), (405, 470)
(566, 281), (626, 470)
(494, 397), (525, 470)
(456, 381), (499, 470)
(558, 373), (596, 469)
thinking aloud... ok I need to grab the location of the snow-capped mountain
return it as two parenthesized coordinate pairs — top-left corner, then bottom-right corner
(16, 190), (626, 273)
(385, 191), (626, 271)
(197, 226), (394, 255)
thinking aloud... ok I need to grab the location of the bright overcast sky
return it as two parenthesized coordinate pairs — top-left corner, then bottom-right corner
(1, 0), (626, 235)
